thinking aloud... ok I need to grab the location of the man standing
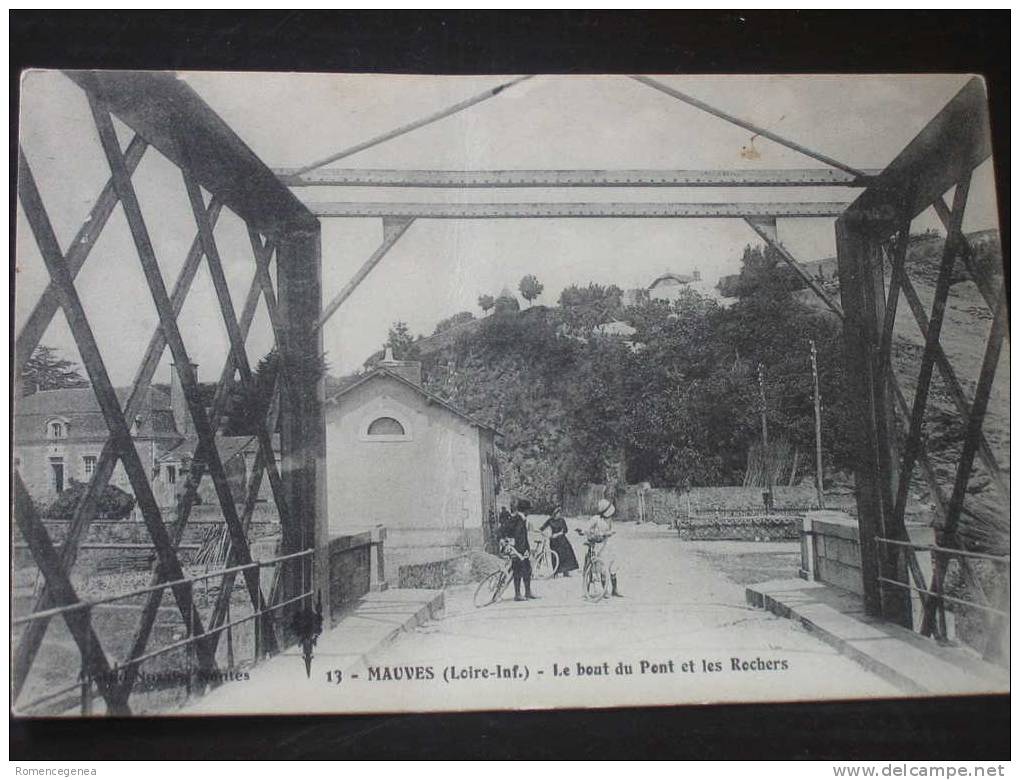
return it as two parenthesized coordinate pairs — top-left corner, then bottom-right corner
(500, 499), (538, 601)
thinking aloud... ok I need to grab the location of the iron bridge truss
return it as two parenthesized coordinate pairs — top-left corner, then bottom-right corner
(14, 72), (1006, 714)
(14, 71), (324, 715)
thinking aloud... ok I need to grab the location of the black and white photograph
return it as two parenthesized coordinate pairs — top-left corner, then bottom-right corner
(12, 68), (1009, 721)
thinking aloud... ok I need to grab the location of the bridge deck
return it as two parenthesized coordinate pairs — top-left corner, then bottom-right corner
(180, 589), (443, 715)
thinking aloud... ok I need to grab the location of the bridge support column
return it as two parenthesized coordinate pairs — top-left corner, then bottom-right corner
(836, 216), (912, 627)
(277, 223), (330, 625)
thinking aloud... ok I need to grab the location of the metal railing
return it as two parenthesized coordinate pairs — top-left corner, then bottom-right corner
(875, 537), (1009, 623)
(13, 548), (314, 715)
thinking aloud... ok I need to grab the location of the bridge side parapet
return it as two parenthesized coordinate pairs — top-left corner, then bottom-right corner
(327, 529), (387, 624)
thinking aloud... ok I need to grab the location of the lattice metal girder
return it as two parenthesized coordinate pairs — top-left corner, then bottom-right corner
(66, 70), (317, 234)
(13, 475), (126, 714)
(88, 101), (267, 617)
(180, 168), (290, 528)
(889, 175), (972, 534)
(277, 168), (878, 188)
(842, 77), (991, 232)
(121, 241), (282, 687)
(308, 201), (848, 219)
(16, 134), (148, 379)
(17, 151), (216, 691)
(13, 198), (225, 693)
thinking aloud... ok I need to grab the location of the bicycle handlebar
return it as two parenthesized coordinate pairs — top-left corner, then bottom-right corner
(498, 540), (528, 560)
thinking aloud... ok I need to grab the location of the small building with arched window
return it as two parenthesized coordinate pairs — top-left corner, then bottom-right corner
(324, 351), (499, 571)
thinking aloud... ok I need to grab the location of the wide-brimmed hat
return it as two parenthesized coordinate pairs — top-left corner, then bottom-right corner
(596, 498), (616, 518)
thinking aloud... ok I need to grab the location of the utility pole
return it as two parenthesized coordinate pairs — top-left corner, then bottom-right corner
(809, 339), (826, 509)
(757, 362), (773, 511)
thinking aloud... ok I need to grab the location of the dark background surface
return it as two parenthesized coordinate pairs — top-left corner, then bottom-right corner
(10, 10), (1010, 760)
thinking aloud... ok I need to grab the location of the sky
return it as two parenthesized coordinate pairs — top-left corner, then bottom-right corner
(15, 71), (1000, 382)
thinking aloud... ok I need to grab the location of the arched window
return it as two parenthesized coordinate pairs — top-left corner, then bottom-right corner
(359, 411), (412, 442)
(367, 416), (405, 436)
(46, 418), (68, 439)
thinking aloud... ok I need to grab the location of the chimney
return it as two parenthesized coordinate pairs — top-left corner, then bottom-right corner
(379, 347), (422, 387)
(170, 362), (198, 435)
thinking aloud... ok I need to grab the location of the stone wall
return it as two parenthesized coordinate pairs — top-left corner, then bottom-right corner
(677, 514), (800, 542)
(327, 532), (373, 622)
(565, 483), (857, 525)
(396, 554), (476, 589)
(652, 485), (855, 524)
(13, 513), (283, 575)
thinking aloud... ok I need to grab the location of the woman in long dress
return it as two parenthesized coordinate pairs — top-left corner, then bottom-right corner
(540, 506), (579, 577)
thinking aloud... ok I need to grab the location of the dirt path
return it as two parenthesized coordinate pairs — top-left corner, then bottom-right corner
(359, 520), (901, 711)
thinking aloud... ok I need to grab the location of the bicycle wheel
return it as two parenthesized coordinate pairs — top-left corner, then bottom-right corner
(534, 549), (558, 579)
(474, 570), (505, 608)
(584, 560), (609, 601)
(545, 550), (559, 578)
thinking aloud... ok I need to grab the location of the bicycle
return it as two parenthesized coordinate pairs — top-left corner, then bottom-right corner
(473, 540), (527, 608)
(576, 528), (613, 601)
(530, 534), (559, 579)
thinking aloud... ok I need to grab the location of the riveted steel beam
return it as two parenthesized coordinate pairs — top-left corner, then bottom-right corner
(277, 168), (878, 188)
(308, 201), (848, 219)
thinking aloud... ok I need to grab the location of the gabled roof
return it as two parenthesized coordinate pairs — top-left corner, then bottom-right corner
(326, 367), (499, 434)
(18, 386), (171, 414)
(15, 386), (178, 439)
(158, 433), (279, 464)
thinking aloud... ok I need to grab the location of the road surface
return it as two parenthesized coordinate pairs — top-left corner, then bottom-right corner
(357, 519), (900, 711)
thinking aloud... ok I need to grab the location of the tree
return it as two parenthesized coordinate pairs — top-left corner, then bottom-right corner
(385, 321), (420, 360)
(477, 294), (495, 314)
(717, 244), (804, 299)
(493, 294), (520, 315)
(519, 274), (544, 306)
(223, 348), (327, 435)
(20, 346), (88, 396)
(557, 282), (624, 336)
(433, 311), (475, 335)
(558, 282), (621, 309)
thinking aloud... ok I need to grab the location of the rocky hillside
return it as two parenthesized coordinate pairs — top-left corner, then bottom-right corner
(350, 231), (1007, 546)
(888, 231), (1008, 548)
(795, 230), (1008, 545)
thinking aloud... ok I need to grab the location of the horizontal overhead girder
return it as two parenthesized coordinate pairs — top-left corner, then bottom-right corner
(306, 201), (848, 219)
(276, 168), (878, 188)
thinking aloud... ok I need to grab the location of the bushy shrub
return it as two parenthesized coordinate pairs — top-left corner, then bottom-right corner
(46, 479), (136, 520)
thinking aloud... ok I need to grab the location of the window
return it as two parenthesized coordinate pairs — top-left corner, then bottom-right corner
(49, 457), (64, 494)
(167, 465), (177, 485)
(359, 410), (412, 442)
(83, 455), (97, 479)
(367, 416), (405, 436)
(49, 421), (65, 439)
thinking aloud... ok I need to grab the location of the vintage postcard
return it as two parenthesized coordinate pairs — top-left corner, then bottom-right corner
(12, 71), (1008, 717)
